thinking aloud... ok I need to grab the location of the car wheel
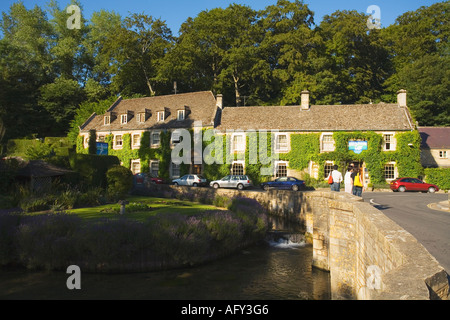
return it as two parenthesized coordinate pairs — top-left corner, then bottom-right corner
(213, 183), (219, 189)
(193, 183), (198, 187)
(237, 184), (244, 190)
(398, 186), (406, 192)
(292, 185), (299, 191)
(428, 187), (436, 193)
(174, 182), (178, 186)
(263, 185), (270, 191)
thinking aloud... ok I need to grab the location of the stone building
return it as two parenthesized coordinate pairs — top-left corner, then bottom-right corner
(419, 127), (450, 168)
(78, 90), (417, 185)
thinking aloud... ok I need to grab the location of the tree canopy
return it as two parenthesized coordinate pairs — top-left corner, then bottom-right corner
(0, 0), (448, 143)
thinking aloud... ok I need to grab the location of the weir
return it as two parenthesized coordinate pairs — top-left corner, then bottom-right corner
(144, 185), (449, 300)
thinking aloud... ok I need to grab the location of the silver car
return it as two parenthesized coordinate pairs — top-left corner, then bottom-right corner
(210, 175), (252, 190)
(172, 174), (208, 187)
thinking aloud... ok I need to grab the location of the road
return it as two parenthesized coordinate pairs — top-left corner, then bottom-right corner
(362, 192), (450, 274)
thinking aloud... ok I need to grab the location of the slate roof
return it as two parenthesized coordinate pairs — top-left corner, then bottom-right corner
(217, 103), (415, 132)
(419, 127), (450, 149)
(80, 91), (219, 132)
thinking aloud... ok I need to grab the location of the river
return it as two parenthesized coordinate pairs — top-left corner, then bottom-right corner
(0, 217), (331, 300)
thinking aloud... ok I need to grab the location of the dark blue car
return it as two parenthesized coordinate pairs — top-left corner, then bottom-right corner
(261, 177), (306, 191)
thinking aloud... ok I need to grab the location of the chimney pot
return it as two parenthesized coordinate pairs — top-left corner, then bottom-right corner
(216, 94), (223, 109)
(301, 90), (310, 110)
(397, 89), (407, 107)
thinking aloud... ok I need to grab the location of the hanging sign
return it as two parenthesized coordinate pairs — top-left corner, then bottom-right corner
(349, 141), (368, 154)
(96, 142), (109, 155)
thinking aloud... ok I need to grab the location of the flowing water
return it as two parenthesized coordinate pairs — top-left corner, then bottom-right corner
(0, 217), (331, 300)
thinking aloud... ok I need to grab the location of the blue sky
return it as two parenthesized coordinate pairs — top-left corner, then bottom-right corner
(0, 0), (443, 35)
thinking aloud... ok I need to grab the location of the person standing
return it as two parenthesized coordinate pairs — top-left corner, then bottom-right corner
(352, 166), (364, 197)
(344, 167), (354, 194)
(328, 165), (343, 192)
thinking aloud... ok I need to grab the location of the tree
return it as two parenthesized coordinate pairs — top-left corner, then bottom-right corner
(47, 0), (90, 82)
(396, 54), (450, 126)
(107, 13), (174, 97)
(82, 9), (122, 98)
(314, 10), (391, 105)
(38, 77), (85, 136)
(0, 2), (54, 139)
(162, 4), (262, 106)
(381, 1), (449, 125)
(259, 0), (316, 105)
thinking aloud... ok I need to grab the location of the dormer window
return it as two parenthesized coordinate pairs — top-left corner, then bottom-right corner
(104, 116), (111, 125)
(157, 111), (165, 122)
(120, 114), (128, 124)
(177, 110), (185, 121)
(137, 112), (146, 123)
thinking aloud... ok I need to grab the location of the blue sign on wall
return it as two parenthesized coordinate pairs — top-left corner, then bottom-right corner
(96, 142), (109, 155)
(349, 141), (368, 154)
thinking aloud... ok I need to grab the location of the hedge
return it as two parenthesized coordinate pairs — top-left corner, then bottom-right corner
(424, 168), (450, 191)
(69, 153), (120, 188)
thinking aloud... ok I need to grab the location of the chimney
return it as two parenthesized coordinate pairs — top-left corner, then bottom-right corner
(216, 94), (223, 109)
(301, 90), (310, 110)
(397, 89), (407, 107)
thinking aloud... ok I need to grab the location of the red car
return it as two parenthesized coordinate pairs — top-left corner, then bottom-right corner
(390, 178), (439, 193)
(134, 173), (164, 185)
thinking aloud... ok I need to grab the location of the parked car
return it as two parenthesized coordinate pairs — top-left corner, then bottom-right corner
(172, 174), (208, 187)
(261, 176), (306, 191)
(134, 173), (164, 185)
(210, 175), (252, 190)
(147, 173), (164, 184)
(390, 177), (439, 193)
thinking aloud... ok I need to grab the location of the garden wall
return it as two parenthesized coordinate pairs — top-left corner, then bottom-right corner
(145, 185), (449, 300)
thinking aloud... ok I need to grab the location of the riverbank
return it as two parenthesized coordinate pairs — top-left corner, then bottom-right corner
(0, 197), (269, 273)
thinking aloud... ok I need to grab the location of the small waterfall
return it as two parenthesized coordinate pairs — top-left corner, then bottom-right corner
(266, 215), (307, 249)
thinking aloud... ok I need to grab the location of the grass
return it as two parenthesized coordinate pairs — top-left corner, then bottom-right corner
(65, 196), (224, 221)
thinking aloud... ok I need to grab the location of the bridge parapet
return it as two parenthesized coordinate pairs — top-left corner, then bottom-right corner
(137, 185), (449, 300)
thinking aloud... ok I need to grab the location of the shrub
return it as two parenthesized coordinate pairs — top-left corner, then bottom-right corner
(106, 165), (133, 200)
(69, 153), (120, 188)
(424, 168), (450, 191)
(16, 213), (82, 270)
(76, 219), (151, 271)
(0, 212), (22, 266)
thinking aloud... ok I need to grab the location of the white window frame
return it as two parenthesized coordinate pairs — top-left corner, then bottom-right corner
(114, 135), (123, 149)
(384, 161), (397, 181)
(151, 131), (161, 148)
(321, 133), (335, 153)
(324, 161), (334, 178)
(177, 110), (185, 121)
(157, 111), (165, 122)
(274, 133), (289, 153)
(383, 133), (396, 151)
(104, 116), (110, 125)
(231, 161), (245, 176)
(150, 160), (159, 177)
(171, 163), (181, 178)
(274, 161), (289, 178)
(231, 133), (246, 153)
(171, 130), (181, 145)
(132, 133), (141, 148)
(120, 114), (128, 124)
(131, 160), (141, 175)
(137, 113), (146, 123)
(439, 150), (448, 159)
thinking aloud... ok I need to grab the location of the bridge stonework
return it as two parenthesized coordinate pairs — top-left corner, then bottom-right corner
(143, 185), (450, 300)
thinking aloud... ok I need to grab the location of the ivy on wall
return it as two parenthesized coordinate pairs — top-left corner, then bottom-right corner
(78, 129), (423, 184)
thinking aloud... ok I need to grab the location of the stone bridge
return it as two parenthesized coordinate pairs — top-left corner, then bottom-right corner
(136, 185), (449, 300)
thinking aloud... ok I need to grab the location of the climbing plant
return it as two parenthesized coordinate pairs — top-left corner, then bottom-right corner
(78, 128), (422, 185)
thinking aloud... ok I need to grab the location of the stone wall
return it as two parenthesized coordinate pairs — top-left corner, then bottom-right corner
(137, 185), (449, 300)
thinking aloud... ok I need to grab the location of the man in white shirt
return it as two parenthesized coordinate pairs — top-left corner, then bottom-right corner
(329, 165), (343, 192)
